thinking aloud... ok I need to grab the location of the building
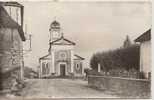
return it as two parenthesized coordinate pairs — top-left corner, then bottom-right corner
(39, 20), (84, 78)
(0, 2), (25, 90)
(0, 1), (24, 27)
(135, 29), (151, 79)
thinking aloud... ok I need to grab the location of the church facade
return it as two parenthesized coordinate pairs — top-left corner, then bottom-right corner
(38, 20), (84, 78)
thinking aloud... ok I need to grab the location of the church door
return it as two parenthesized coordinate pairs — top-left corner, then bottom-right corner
(60, 64), (66, 76)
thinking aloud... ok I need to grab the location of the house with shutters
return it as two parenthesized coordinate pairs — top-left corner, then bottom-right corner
(39, 20), (84, 78)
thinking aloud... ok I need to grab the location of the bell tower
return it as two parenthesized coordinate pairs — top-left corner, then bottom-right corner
(49, 20), (62, 42)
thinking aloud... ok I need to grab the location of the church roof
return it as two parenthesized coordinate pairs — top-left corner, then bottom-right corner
(39, 54), (51, 60)
(51, 20), (60, 26)
(0, 1), (23, 7)
(0, 4), (25, 41)
(50, 36), (76, 45)
(74, 54), (85, 60)
(40, 54), (84, 61)
(135, 29), (151, 42)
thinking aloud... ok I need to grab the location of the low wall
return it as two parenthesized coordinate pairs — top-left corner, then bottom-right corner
(88, 75), (151, 98)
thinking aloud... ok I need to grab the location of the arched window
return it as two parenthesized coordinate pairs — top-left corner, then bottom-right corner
(42, 62), (46, 75)
(46, 63), (50, 74)
(42, 62), (51, 76)
(76, 63), (80, 70)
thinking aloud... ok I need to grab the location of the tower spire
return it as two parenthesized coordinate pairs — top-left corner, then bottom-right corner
(49, 20), (61, 41)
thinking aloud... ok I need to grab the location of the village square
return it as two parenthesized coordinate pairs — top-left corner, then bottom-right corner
(0, 1), (151, 99)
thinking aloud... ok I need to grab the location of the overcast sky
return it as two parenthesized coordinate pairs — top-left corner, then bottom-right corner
(20, 1), (151, 70)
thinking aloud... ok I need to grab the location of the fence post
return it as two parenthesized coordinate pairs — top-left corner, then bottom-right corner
(98, 63), (101, 72)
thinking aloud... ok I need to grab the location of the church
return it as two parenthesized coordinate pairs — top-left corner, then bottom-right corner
(38, 20), (84, 78)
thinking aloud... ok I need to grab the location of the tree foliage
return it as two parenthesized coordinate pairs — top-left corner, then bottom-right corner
(90, 44), (140, 72)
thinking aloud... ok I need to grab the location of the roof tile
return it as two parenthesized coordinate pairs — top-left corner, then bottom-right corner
(0, 4), (25, 41)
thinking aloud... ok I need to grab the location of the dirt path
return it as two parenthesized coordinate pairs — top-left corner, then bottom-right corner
(21, 79), (117, 98)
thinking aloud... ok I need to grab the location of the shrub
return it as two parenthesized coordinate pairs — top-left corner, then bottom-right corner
(84, 68), (91, 77)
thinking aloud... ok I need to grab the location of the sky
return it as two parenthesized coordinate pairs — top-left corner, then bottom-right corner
(20, 1), (151, 70)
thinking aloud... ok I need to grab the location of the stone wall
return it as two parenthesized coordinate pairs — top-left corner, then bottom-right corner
(0, 28), (23, 90)
(88, 75), (151, 98)
(0, 28), (22, 73)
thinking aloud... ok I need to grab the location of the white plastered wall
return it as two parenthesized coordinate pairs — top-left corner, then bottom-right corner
(140, 40), (151, 78)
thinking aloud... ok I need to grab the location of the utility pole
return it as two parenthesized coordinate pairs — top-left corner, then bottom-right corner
(20, 24), (32, 80)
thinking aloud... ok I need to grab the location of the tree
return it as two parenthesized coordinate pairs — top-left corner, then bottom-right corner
(123, 35), (131, 48)
(84, 68), (91, 78)
(90, 44), (140, 72)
